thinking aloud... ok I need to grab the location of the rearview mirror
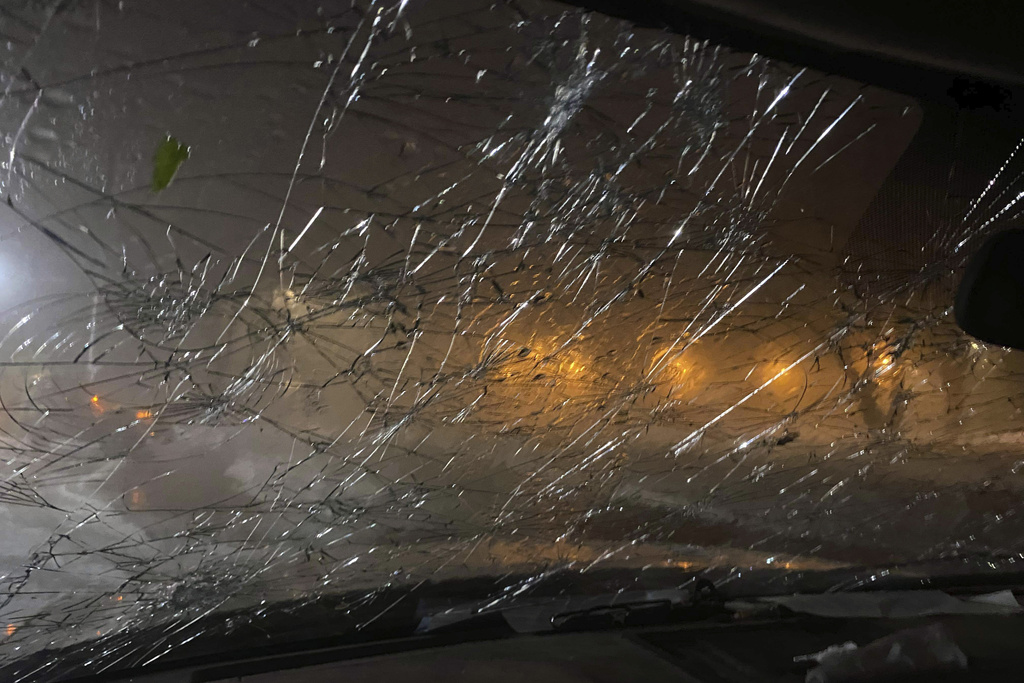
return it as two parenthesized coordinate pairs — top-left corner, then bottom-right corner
(955, 229), (1024, 350)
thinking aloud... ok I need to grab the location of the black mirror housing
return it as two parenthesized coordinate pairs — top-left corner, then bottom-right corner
(956, 229), (1024, 350)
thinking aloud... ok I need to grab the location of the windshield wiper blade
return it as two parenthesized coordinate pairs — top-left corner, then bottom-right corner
(549, 598), (679, 631)
(418, 578), (726, 634)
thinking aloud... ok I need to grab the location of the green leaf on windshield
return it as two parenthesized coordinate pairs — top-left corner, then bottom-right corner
(151, 135), (190, 192)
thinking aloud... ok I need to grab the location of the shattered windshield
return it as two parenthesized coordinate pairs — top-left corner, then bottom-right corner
(0, 0), (1023, 679)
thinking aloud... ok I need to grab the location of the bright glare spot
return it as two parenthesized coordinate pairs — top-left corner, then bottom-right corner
(651, 348), (693, 385)
(880, 355), (893, 366)
(91, 395), (99, 403)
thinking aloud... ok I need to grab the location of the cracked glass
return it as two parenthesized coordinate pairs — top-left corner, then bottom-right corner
(0, 0), (1022, 680)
